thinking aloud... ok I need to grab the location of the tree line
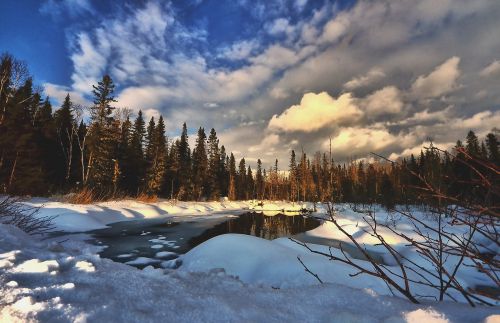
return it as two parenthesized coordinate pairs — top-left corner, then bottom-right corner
(1, 53), (498, 204)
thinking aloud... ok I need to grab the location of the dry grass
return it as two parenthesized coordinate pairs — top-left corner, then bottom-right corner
(63, 187), (103, 204)
(60, 188), (159, 204)
(136, 193), (158, 203)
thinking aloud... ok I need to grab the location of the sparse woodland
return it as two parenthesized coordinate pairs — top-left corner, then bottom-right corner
(1, 53), (499, 207)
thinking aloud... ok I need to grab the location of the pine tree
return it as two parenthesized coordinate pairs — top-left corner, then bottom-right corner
(289, 150), (298, 201)
(35, 97), (59, 191)
(87, 75), (119, 191)
(485, 132), (499, 164)
(177, 122), (191, 199)
(117, 115), (132, 193)
(146, 116), (167, 195)
(192, 127), (208, 200)
(54, 94), (76, 186)
(127, 111), (146, 194)
(246, 166), (254, 199)
(228, 153), (237, 200)
(207, 128), (220, 199)
(256, 159), (264, 200)
(144, 117), (156, 192)
(218, 145), (228, 197)
(165, 139), (180, 199)
(237, 158), (246, 200)
(380, 172), (395, 209)
(1, 79), (47, 194)
(465, 130), (480, 157)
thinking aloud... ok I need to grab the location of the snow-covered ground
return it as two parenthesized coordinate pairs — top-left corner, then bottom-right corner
(1, 199), (499, 322)
(20, 198), (314, 232)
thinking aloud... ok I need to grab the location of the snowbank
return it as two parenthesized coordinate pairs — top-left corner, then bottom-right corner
(22, 199), (316, 232)
(1, 224), (497, 322)
(23, 199), (255, 232)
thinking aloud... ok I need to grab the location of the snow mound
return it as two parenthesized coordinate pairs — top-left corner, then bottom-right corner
(1, 223), (497, 322)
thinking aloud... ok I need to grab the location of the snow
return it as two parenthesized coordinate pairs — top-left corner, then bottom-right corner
(155, 251), (177, 259)
(180, 205), (498, 305)
(22, 198), (260, 232)
(125, 257), (160, 266)
(1, 200), (499, 322)
(1, 223), (497, 322)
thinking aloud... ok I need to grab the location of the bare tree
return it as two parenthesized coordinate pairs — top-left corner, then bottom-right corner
(0, 196), (56, 234)
(73, 105), (92, 186)
(293, 147), (499, 306)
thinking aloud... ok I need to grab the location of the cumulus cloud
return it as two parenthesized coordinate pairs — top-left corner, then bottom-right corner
(43, 83), (90, 107)
(268, 92), (362, 133)
(362, 86), (403, 117)
(325, 126), (415, 157)
(411, 56), (461, 99)
(480, 60), (500, 77)
(319, 13), (350, 44)
(248, 134), (280, 152)
(343, 68), (386, 90)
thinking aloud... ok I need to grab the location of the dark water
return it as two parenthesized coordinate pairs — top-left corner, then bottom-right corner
(87, 212), (320, 268)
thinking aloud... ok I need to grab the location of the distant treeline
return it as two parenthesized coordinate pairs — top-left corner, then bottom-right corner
(1, 53), (499, 205)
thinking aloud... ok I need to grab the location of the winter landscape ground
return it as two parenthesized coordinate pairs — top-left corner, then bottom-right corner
(1, 199), (498, 322)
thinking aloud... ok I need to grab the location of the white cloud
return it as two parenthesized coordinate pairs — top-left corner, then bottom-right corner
(480, 60), (500, 77)
(43, 83), (90, 107)
(411, 56), (461, 99)
(40, 0), (93, 19)
(362, 86), (403, 117)
(219, 40), (259, 61)
(70, 32), (110, 93)
(268, 92), (362, 132)
(295, 0), (308, 11)
(398, 106), (452, 126)
(319, 12), (350, 44)
(325, 126), (415, 157)
(343, 68), (386, 90)
(267, 18), (293, 35)
(248, 134), (280, 152)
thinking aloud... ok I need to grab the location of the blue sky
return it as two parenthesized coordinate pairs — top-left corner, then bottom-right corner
(1, 0), (499, 166)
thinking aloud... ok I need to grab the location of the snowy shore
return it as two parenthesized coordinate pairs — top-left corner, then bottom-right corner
(1, 199), (499, 322)
(19, 198), (315, 232)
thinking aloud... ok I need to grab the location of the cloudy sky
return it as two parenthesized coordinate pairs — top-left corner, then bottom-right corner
(1, 0), (499, 167)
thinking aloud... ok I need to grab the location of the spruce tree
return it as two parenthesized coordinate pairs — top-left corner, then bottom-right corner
(192, 127), (208, 200)
(177, 122), (191, 199)
(237, 158), (246, 200)
(146, 116), (167, 195)
(485, 132), (499, 164)
(207, 128), (220, 199)
(246, 166), (254, 199)
(127, 111), (146, 194)
(117, 116), (132, 193)
(88, 75), (119, 191)
(465, 130), (480, 157)
(256, 159), (264, 200)
(228, 153), (237, 200)
(54, 94), (76, 186)
(289, 150), (298, 201)
(218, 145), (228, 197)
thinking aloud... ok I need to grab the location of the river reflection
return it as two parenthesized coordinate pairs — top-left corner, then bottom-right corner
(188, 212), (320, 247)
(87, 212), (320, 268)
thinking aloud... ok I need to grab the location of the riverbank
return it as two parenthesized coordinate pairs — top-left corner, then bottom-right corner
(20, 198), (315, 232)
